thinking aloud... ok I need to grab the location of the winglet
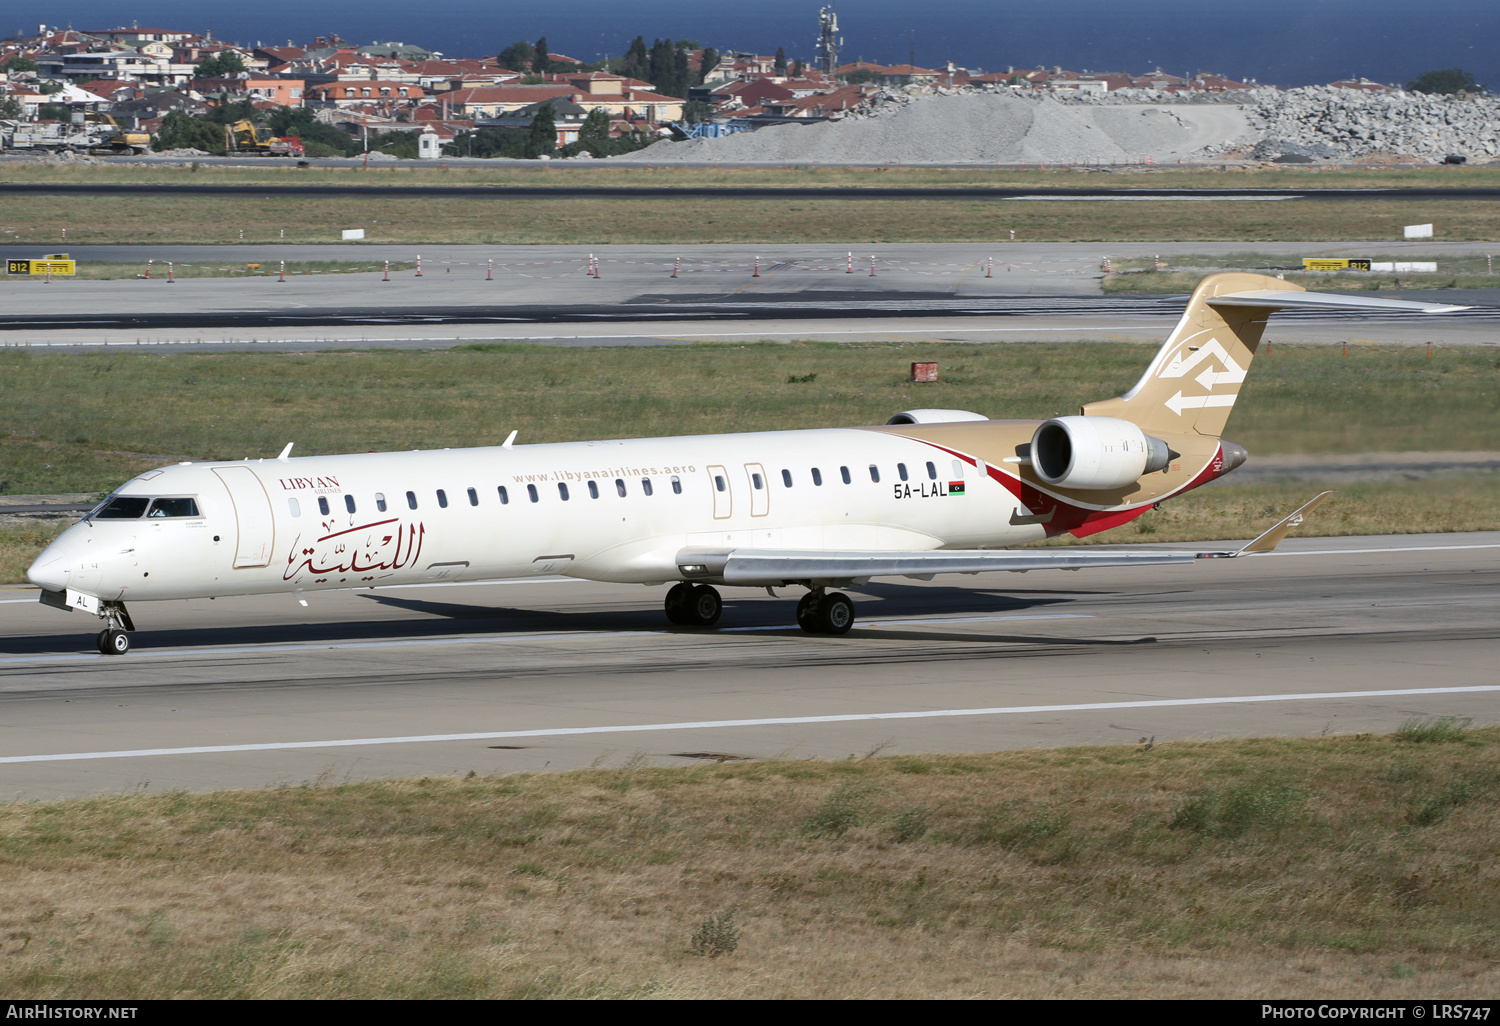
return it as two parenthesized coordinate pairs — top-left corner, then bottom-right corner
(277, 442), (294, 462)
(502, 430), (518, 450)
(1195, 491), (1332, 559)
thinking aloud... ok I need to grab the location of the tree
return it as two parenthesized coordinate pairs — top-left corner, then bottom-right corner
(7, 55), (36, 73)
(774, 47), (787, 74)
(791, 58), (803, 78)
(526, 102), (556, 158)
(0, 95), (24, 119)
(1406, 68), (1483, 95)
(681, 99), (713, 124)
(38, 102), (70, 120)
(620, 36), (649, 82)
(204, 99), (257, 125)
(698, 47), (719, 84)
(532, 36), (549, 74)
(578, 106), (610, 151)
(195, 50), (247, 78)
(497, 40), (535, 72)
(152, 110), (226, 154)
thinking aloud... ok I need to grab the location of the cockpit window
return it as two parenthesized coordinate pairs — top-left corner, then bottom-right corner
(147, 497), (201, 518)
(95, 496), (150, 519)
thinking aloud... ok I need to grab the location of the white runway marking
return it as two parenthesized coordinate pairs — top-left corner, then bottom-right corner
(2, 685), (1493, 765)
(0, 613), (1094, 666)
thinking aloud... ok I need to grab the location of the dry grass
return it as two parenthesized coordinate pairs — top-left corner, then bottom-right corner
(4, 160), (1499, 190)
(6, 192), (1500, 246)
(1, 728), (1496, 998)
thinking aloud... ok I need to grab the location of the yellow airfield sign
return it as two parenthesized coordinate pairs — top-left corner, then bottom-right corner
(7, 254), (76, 276)
(1302, 258), (1372, 271)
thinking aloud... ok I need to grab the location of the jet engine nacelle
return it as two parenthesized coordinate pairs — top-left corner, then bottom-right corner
(886, 409), (989, 425)
(1031, 416), (1173, 490)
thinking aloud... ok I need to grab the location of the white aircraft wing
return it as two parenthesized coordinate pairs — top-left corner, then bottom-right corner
(1206, 290), (1470, 314)
(677, 493), (1332, 586)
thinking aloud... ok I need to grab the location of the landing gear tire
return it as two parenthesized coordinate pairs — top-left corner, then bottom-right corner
(796, 592), (820, 633)
(100, 629), (130, 655)
(815, 592), (855, 635)
(664, 582), (695, 625)
(688, 585), (722, 627)
(96, 629), (111, 654)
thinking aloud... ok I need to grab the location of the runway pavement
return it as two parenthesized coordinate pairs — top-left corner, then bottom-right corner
(2, 242), (1496, 351)
(1, 532), (1495, 800)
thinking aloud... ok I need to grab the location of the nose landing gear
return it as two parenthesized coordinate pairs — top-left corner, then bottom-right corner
(797, 589), (855, 635)
(94, 602), (134, 656)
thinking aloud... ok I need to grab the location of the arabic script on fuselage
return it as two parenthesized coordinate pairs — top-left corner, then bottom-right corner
(283, 517), (425, 580)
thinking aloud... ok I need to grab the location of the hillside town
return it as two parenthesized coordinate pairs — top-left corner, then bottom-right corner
(0, 18), (1465, 160)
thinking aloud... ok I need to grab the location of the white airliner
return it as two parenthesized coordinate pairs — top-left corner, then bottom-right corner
(27, 273), (1466, 654)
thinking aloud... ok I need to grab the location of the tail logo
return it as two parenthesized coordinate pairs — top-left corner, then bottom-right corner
(1159, 337), (1246, 417)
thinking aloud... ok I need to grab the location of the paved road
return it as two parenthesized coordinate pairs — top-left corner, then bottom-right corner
(1, 532), (1495, 799)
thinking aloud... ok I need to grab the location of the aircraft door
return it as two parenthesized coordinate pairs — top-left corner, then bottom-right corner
(211, 466), (275, 568)
(744, 462), (769, 517)
(707, 464), (732, 519)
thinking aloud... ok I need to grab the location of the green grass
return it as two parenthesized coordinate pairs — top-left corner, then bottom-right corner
(0, 729), (1496, 997)
(6, 192), (1500, 245)
(2, 342), (1496, 497)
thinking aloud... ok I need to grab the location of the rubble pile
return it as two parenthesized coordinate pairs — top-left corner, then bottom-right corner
(1242, 87), (1500, 160)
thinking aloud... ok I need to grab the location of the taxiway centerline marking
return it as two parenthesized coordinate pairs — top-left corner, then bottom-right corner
(2, 685), (1494, 765)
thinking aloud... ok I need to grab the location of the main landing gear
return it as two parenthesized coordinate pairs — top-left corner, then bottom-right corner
(94, 602), (134, 656)
(796, 589), (855, 635)
(664, 582), (723, 626)
(663, 583), (855, 635)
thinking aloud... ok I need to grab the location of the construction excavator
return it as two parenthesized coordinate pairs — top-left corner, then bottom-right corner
(223, 120), (305, 157)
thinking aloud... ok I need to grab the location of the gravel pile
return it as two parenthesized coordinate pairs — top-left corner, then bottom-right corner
(637, 83), (1499, 165)
(640, 92), (1203, 164)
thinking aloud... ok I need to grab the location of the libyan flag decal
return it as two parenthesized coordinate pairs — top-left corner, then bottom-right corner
(948, 481), (966, 495)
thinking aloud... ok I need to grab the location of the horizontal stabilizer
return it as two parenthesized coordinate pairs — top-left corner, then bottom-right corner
(1207, 290), (1470, 314)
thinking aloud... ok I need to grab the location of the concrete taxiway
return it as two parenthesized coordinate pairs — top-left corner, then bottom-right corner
(1, 532), (1495, 800)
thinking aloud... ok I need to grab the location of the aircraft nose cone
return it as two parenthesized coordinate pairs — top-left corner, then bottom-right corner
(26, 553), (69, 592)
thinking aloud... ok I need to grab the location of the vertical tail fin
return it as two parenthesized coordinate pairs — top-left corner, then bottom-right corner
(1083, 272), (1304, 439)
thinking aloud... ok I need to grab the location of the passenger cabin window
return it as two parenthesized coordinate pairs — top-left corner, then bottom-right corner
(527, 484), (538, 503)
(714, 475), (726, 492)
(952, 460), (964, 478)
(375, 492), (387, 512)
(436, 489), (449, 509)
(642, 478), (653, 496)
(497, 486), (509, 505)
(868, 465), (880, 483)
(812, 468), (823, 486)
(407, 491), (418, 510)
(671, 475), (682, 494)
(467, 487), (479, 506)
(840, 466), (851, 485)
(147, 497), (200, 518)
(781, 469), (792, 488)
(344, 495), (356, 514)
(898, 463), (909, 481)
(926, 461), (937, 480)
(751, 472), (763, 490)
(616, 479), (627, 497)
(318, 496), (330, 516)
(587, 480), (599, 499)
(558, 483), (570, 501)
(288, 498), (301, 517)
